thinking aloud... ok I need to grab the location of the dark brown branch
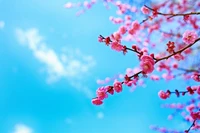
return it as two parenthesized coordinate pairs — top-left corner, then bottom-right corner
(144, 5), (200, 19)
(155, 38), (200, 63)
(185, 120), (196, 133)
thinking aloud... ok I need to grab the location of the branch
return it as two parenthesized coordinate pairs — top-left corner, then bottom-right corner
(155, 38), (200, 63)
(185, 120), (196, 133)
(144, 5), (200, 19)
(177, 68), (200, 73)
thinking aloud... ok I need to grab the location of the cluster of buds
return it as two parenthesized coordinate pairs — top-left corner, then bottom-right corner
(158, 86), (200, 100)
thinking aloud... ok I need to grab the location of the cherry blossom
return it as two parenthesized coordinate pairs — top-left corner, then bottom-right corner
(158, 90), (170, 99)
(113, 80), (123, 93)
(182, 30), (198, 45)
(67, 0), (200, 132)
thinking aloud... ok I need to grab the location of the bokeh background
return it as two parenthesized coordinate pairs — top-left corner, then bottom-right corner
(0, 0), (194, 133)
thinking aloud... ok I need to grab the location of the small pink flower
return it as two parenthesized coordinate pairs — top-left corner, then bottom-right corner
(65, 2), (73, 8)
(111, 42), (124, 52)
(91, 0), (96, 4)
(125, 15), (132, 20)
(140, 55), (155, 74)
(98, 35), (104, 42)
(105, 86), (114, 95)
(141, 47), (148, 54)
(196, 86), (200, 95)
(191, 111), (200, 120)
(187, 86), (195, 95)
(96, 87), (108, 100)
(104, 37), (111, 45)
(119, 26), (127, 35)
(113, 80), (122, 93)
(141, 6), (150, 14)
(172, 63), (178, 69)
(162, 73), (174, 81)
(83, 1), (91, 9)
(166, 41), (175, 54)
(182, 30), (198, 44)
(92, 98), (103, 105)
(141, 55), (155, 65)
(159, 127), (167, 132)
(140, 61), (154, 74)
(158, 90), (170, 99)
(128, 28), (135, 35)
(186, 104), (195, 112)
(125, 79), (137, 87)
(150, 75), (160, 80)
(191, 73), (200, 82)
(113, 32), (121, 40)
(183, 15), (190, 21)
(174, 53), (184, 61)
(132, 20), (140, 31)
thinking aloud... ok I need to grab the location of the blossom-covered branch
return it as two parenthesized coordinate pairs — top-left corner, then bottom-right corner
(144, 5), (200, 19)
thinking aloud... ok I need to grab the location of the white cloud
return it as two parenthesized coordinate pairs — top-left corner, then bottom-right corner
(97, 112), (104, 119)
(13, 124), (32, 133)
(15, 28), (95, 97)
(0, 21), (5, 29)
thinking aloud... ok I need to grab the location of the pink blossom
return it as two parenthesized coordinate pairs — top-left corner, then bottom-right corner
(159, 127), (167, 132)
(125, 15), (132, 20)
(187, 86), (195, 95)
(113, 80), (122, 93)
(128, 28), (135, 35)
(111, 42), (123, 52)
(182, 30), (198, 44)
(191, 111), (200, 120)
(124, 79), (137, 87)
(83, 1), (91, 9)
(158, 90), (170, 99)
(166, 41), (175, 54)
(172, 63), (178, 69)
(126, 68), (134, 77)
(119, 26), (127, 35)
(65, 2), (73, 8)
(105, 86), (114, 95)
(140, 55), (155, 74)
(150, 75), (160, 80)
(132, 20), (140, 31)
(130, 6), (137, 12)
(125, 20), (131, 27)
(92, 98), (103, 105)
(186, 104), (195, 112)
(174, 53), (184, 61)
(128, 21), (140, 35)
(196, 86), (200, 95)
(109, 16), (114, 21)
(113, 32), (121, 40)
(104, 37), (111, 45)
(141, 47), (148, 54)
(141, 6), (150, 14)
(191, 73), (200, 82)
(91, 0), (96, 4)
(140, 61), (154, 74)
(193, 123), (200, 130)
(98, 35), (104, 42)
(141, 55), (155, 65)
(162, 73), (174, 81)
(96, 87), (108, 100)
(183, 15), (190, 21)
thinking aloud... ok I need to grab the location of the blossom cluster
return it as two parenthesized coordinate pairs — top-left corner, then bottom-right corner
(66, 0), (200, 132)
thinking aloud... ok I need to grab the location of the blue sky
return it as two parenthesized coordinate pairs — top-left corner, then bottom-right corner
(0, 0), (197, 133)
